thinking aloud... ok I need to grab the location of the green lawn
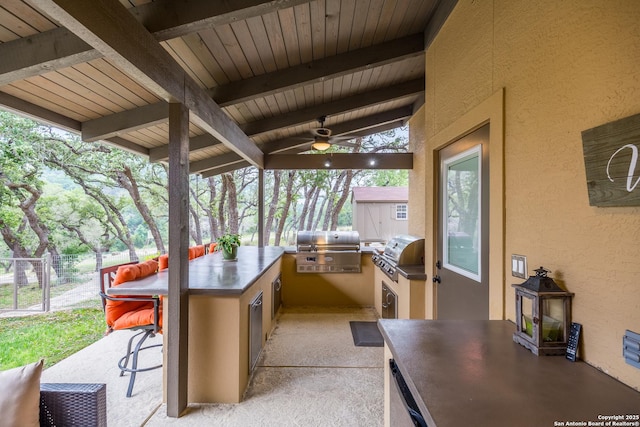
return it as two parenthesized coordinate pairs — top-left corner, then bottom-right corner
(0, 308), (105, 371)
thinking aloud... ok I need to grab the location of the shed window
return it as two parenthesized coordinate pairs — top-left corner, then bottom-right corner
(395, 204), (408, 220)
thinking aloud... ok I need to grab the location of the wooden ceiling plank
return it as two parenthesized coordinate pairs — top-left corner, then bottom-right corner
(62, 66), (138, 110)
(294, 3), (312, 64)
(11, 78), (100, 119)
(198, 28), (242, 82)
(324, 0), (340, 57)
(347, 0), (370, 50)
(230, 20), (266, 76)
(0, 89), (81, 132)
(359, 0), (386, 47)
(2, 83), (89, 122)
(0, 6), (38, 38)
(240, 78), (423, 136)
(181, 32), (228, 87)
(277, 7), (301, 67)
(215, 24), (254, 80)
(372, 0), (397, 45)
(385, 0), (413, 40)
(211, 32), (425, 106)
(0, 0), (309, 86)
(41, 71), (123, 114)
(1, 0), (56, 32)
(31, 0), (263, 168)
(82, 101), (168, 141)
(309, 0), (325, 61)
(336, 0), (356, 54)
(262, 11), (289, 70)
(163, 38), (215, 88)
(424, 0), (458, 49)
(245, 16), (278, 73)
(407, 0), (436, 35)
(0, 24), (18, 43)
(265, 152), (413, 170)
(86, 60), (160, 105)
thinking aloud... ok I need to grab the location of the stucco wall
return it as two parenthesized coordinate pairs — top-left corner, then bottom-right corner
(408, 105), (426, 238)
(420, 0), (640, 389)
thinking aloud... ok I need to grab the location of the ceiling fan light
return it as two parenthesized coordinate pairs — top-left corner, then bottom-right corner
(312, 140), (331, 151)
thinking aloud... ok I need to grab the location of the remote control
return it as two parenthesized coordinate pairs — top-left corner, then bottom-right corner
(566, 322), (582, 362)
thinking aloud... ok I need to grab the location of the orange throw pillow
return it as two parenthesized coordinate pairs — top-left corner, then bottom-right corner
(209, 243), (217, 253)
(195, 245), (205, 258)
(158, 254), (168, 270)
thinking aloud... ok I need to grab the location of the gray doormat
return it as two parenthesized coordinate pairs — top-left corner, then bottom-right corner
(349, 321), (384, 347)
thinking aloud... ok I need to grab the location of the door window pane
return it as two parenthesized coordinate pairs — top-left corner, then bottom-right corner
(443, 145), (481, 281)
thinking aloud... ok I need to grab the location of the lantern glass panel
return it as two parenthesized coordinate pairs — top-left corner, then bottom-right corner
(541, 298), (564, 342)
(520, 294), (534, 338)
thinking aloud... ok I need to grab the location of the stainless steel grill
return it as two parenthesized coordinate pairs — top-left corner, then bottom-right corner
(295, 231), (361, 273)
(372, 235), (424, 281)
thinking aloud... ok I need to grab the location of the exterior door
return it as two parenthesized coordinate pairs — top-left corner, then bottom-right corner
(436, 124), (490, 319)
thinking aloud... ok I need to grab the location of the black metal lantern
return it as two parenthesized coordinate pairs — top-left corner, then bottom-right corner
(512, 267), (574, 356)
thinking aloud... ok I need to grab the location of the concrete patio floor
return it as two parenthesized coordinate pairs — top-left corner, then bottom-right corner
(41, 306), (384, 426)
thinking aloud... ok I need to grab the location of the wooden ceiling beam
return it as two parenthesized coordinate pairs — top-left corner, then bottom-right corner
(82, 102), (168, 142)
(76, 37), (422, 143)
(264, 153), (414, 170)
(0, 0), (309, 86)
(133, 0), (312, 41)
(149, 133), (222, 163)
(193, 107), (413, 175)
(30, 0), (263, 168)
(212, 33), (425, 106)
(0, 90), (81, 133)
(240, 79), (424, 137)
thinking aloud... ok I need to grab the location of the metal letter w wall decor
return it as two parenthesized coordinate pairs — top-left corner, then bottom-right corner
(582, 112), (640, 207)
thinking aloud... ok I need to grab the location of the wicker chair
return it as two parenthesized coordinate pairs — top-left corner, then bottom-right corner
(99, 262), (162, 398)
(40, 383), (107, 427)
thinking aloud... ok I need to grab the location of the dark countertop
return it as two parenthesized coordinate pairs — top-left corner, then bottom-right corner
(378, 319), (640, 427)
(107, 246), (284, 296)
(396, 265), (426, 281)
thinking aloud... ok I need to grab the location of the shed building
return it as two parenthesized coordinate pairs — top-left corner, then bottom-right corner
(351, 187), (408, 243)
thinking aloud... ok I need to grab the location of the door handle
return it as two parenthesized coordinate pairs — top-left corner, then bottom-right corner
(432, 275), (441, 283)
(436, 260), (442, 270)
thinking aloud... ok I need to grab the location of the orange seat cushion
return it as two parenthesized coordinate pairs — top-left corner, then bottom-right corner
(106, 260), (161, 331)
(209, 243), (217, 253)
(111, 305), (163, 331)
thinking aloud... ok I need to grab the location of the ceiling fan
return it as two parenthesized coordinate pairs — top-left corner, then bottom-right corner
(308, 116), (356, 151)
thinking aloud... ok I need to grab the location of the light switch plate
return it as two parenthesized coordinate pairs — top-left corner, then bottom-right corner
(511, 254), (527, 279)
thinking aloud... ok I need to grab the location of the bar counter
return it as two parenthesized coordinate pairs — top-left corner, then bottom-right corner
(107, 246), (285, 403)
(379, 320), (640, 427)
(106, 246), (284, 296)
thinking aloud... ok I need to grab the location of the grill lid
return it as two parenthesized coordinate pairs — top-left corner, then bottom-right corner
(296, 230), (360, 252)
(383, 234), (425, 265)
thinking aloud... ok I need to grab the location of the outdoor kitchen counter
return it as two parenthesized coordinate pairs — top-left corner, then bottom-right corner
(107, 246), (284, 404)
(378, 319), (640, 427)
(106, 246), (284, 296)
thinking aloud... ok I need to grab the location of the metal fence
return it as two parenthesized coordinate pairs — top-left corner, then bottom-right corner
(0, 251), (152, 317)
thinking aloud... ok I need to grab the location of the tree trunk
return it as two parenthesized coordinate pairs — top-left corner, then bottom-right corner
(322, 172), (346, 230)
(116, 167), (166, 254)
(305, 187), (321, 230)
(189, 204), (203, 245)
(223, 173), (240, 235)
(274, 171), (295, 245)
(264, 171), (281, 245)
(330, 170), (355, 230)
(206, 177), (220, 239)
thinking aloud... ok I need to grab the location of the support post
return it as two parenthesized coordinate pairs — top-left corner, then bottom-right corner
(167, 102), (190, 417)
(258, 169), (265, 247)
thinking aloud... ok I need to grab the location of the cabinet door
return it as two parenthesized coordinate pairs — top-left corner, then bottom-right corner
(249, 291), (263, 371)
